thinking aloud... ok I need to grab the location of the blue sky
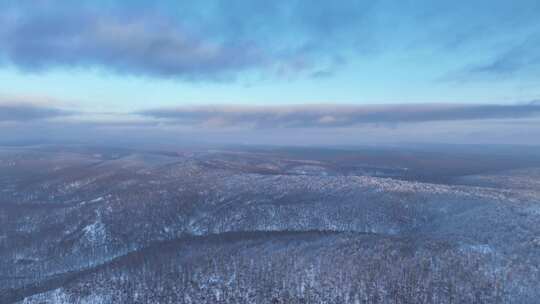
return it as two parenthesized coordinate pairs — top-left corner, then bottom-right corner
(1, 0), (539, 145)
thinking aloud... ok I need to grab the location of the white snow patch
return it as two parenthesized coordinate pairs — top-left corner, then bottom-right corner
(21, 288), (111, 304)
(525, 206), (540, 215)
(82, 218), (107, 244)
(461, 244), (494, 255)
(90, 197), (105, 203)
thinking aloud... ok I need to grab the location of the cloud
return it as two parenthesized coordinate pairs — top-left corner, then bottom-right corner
(460, 36), (540, 78)
(137, 103), (540, 128)
(2, 1), (537, 82)
(4, 112), (540, 147)
(0, 1), (376, 80)
(1, 101), (540, 146)
(0, 102), (74, 122)
(0, 12), (264, 80)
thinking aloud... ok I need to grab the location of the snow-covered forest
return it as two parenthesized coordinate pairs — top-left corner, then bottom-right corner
(1, 145), (540, 303)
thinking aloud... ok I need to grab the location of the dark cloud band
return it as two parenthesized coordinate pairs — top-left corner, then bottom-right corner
(0, 103), (74, 122)
(138, 103), (540, 128)
(2, 102), (539, 146)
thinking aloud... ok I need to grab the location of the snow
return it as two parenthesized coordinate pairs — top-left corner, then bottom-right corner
(83, 222), (105, 242)
(460, 244), (494, 255)
(90, 197), (105, 203)
(20, 288), (111, 304)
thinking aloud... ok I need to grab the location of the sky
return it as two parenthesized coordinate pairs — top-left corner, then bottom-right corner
(1, 0), (540, 146)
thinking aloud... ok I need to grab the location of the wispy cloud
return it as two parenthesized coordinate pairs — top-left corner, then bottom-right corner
(458, 35), (540, 79)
